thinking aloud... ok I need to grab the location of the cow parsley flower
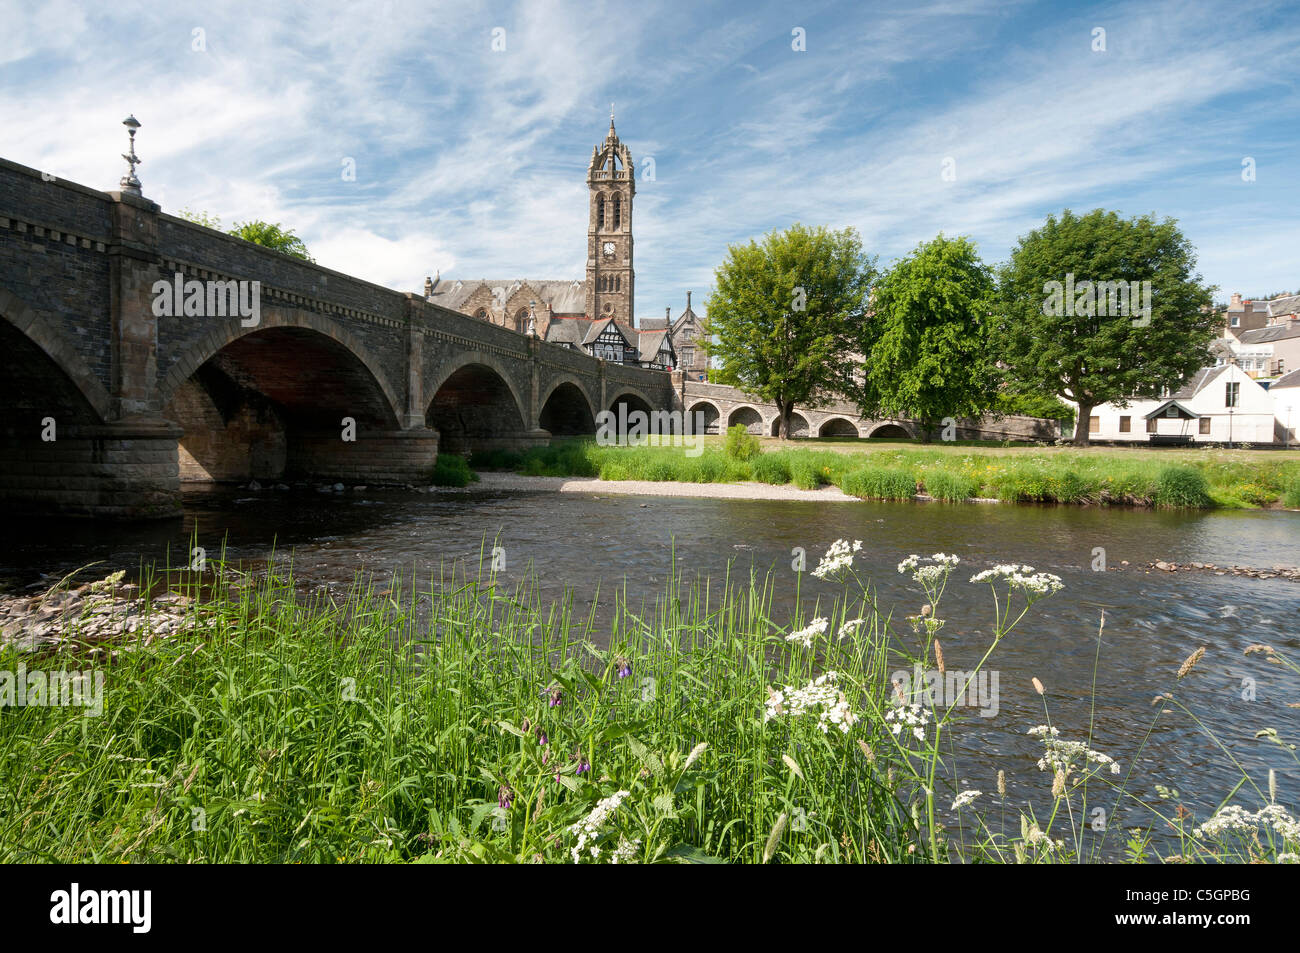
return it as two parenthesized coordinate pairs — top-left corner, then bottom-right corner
(1196, 803), (1300, 841)
(765, 671), (859, 733)
(885, 701), (932, 743)
(952, 790), (982, 811)
(1029, 726), (1120, 777)
(970, 563), (1063, 597)
(568, 790), (630, 863)
(837, 618), (865, 641)
(786, 617), (829, 648)
(812, 538), (863, 581)
(898, 553), (960, 587)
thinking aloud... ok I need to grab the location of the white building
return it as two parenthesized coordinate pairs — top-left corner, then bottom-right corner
(1083, 363), (1276, 444)
(1270, 369), (1300, 448)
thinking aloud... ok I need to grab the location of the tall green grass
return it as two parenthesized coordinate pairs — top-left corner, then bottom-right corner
(482, 440), (1300, 509)
(2, 552), (1294, 864)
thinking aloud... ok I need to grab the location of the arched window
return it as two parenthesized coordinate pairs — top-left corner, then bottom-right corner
(596, 194), (605, 230)
(612, 194), (621, 229)
(473, 308), (488, 321)
(515, 309), (529, 330)
(615, 276), (621, 292)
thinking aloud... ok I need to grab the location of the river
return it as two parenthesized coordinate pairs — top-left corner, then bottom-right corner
(3, 481), (1297, 856)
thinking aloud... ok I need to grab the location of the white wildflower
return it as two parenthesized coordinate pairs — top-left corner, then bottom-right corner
(765, 671), (859, 734)
(568, 790), (630, 863)
(837, 618), (866, 641)
(1028, 727), (1120, 777)
(811, 538), (863, 581)
(951, 790), (982, 811)
(970, 563), (1063, 596)
(786, 617), (829, 648)
(885, 701), (932, 743)
(1196, 803), (1300, 842)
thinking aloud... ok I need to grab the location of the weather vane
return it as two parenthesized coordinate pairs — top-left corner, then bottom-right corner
(119, 115), (142, 195)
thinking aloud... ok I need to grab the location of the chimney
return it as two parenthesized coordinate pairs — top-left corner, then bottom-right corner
(686, 291), (692, 311)
(666, 306), (671, 324)
(424, 276), (433, 297)
(1230, 292), (1242, 306)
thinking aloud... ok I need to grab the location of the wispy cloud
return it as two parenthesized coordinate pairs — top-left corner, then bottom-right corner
(1, 0), (1296, 313)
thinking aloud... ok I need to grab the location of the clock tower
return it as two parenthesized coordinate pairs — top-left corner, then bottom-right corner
(584, 110), (634, 325)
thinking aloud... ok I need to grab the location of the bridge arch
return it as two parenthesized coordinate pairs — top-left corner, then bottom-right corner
(868, 422), (916, 439)
(159, 305), (404, 425)
(538, 375), (597, 436)
(819, 416), (862, 438)
(426, 352), (529, 452)
(771, 411), (810, 438)
(0, 287), (112, 424)
(606, 388), (657, 436)
(727, 404), (765, 434)
(685, 399), (720, 435)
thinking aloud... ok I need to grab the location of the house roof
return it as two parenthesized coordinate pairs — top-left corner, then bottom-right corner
(1171, 364), (1229, 399)
(636, 329), (673, 362)
(1239, 322), (1300, 345)
(1271, 368), (1300, 390)
(1268, 294), (1300, 318)
(1143, 399), (1200, 420)
(543, 316), (589, 345)
(428, 278), (586, 315)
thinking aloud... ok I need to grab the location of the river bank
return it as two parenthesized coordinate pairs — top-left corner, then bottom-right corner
(2, 555), (1295, 864)
(471, 440), (1300, 510)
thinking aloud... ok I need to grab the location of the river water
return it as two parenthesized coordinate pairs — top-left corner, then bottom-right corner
(3, 482), (1297, 856)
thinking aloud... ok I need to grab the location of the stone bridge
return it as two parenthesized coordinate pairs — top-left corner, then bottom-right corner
(0, 158), (673, 518)
(679, 380), (1061, 442)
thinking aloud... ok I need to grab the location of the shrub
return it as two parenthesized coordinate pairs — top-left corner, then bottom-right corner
(724, 423), (761, 461)
(1282, 476), (1300, 509)
(1153, 466), (1212, 508)
(841, 467), (915, 501)
(923, 470), (979, 502)
(751, 453), (793, 485)
(789, 457), (826, 490)
(430, 454), (479, 487)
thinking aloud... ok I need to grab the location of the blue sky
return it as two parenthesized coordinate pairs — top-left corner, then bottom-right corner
(3, 0), (1297, 322)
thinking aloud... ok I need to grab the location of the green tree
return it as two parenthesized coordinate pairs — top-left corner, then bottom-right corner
(703, 223), (874, 439)
(996, 209), (1216, 446)
(177, 209), (314, 262)
(228, 220), (315, 262)
(855, 234), (997, 441)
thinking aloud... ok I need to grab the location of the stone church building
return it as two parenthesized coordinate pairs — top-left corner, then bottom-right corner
(424, 115), (709, 376)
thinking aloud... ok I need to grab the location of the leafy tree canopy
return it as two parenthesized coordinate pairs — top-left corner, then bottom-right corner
(995, 208), (1216, 445)
(704, 223), (874, 438)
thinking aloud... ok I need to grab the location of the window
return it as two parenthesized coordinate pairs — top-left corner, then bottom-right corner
(1199, 417), (1211, 435)
(1225, 381), (1240, 407)
(1165, 406), (1178, 418)
(1119, 416), (1131, 433)
(1230, 315), (1240, 327)
(1088, 415), (1099, 433)
(596, 194), (606, 229)
(1146, 417), (1157, 433)
(612, 194), (622, 229)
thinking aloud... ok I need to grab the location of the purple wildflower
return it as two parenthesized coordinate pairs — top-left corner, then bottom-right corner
(616, 657), (632, 679)
(498, 785), (514, 811)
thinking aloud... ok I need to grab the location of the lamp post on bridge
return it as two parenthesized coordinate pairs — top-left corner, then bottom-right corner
(119, 115), (143, 195)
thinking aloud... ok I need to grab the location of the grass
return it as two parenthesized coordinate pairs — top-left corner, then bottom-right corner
(1, 550), (1295, 864)
(473, 438), (1300, 509)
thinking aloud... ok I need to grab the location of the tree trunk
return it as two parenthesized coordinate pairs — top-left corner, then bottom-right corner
(1073, 403), (1094, 446)
(777, 400), (793, 440)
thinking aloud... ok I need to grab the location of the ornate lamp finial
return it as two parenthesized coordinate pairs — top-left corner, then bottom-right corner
(119, 115), (142, 195)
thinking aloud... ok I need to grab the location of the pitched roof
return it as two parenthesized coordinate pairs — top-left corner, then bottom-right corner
(636, 328), (672, 362)
(1240, 322), (1300, 345)
(1271, 368), (1300, 390)
(1143, 399), (1200, 420)
(543, 316), (589, 345)
(1171, 364), (1229, 399)
(1267, 294), (1300, 318)
(427, 278), (586, 315)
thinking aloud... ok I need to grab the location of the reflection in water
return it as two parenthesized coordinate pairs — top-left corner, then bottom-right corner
(3, 484), (1297, 854)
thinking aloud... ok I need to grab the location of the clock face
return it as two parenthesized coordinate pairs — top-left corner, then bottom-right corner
(602, 241), (615, 258)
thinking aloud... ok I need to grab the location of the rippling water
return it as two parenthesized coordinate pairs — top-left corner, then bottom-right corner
(3, 483), (1297, 855)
